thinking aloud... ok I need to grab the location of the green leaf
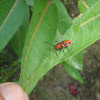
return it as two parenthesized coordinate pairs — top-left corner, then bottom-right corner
(54, 0), (85, 72)
(20, 0), (100, 95)
(62, 50), (86, 83)
(62, 62), (84, 84)
(61, 0), (100, 61)
(78, 0), (99, 13)
(0, 0), (28, 52)
(55, 0), (84, 72)
(54, 0), (72, 35)
(63, 50), (86, 71)
(19, 0), (58, 94)
(26, 0), (34, 6)
(9, 7), (30, 57)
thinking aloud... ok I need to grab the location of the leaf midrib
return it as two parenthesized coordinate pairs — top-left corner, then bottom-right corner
(0, 0), (18, 31)
(22, 0), (52, 78)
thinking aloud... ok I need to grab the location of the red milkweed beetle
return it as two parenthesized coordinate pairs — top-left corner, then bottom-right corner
(44, 40), (72, 57)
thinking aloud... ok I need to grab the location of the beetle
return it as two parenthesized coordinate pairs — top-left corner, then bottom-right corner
(44, 40), (72, 56)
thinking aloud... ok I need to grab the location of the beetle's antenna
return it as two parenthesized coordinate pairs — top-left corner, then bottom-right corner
(43, 41), (55, 46)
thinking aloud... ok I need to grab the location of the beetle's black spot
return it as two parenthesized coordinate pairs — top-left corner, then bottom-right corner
(64, 43), (67, 46)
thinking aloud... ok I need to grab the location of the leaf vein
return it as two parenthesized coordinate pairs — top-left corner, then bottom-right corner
(0, 0), (18, 31)
(81, 0), (89, 9)
(80, 14), (100, 26)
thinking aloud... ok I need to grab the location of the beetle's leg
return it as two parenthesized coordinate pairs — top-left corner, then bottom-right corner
(55, 41), (58, 43)
(61, 47), (65, 54)
(55, 50), (58, 57)
(67, 46), (69, 50)
(62, 48), (65, 54)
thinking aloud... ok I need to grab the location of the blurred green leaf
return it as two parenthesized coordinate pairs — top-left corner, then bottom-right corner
(26, 0), (34, 6)
(62, 50), (86, 83)
(78, 0), (99, 13)
(9, 7), (30, 57)
(0, 0), (28, 52)
(62, 62), (84, 84)
(63, 50), (86, 71)
(54, 0), (72, 35)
